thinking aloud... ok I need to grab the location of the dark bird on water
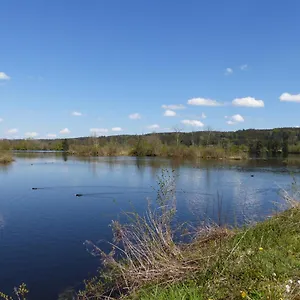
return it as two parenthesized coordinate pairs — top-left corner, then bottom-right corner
(75, 194), (83, 197)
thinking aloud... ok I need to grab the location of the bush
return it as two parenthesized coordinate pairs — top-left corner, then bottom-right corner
(289, 143), (300, 154)
(199, 146), (225, 159)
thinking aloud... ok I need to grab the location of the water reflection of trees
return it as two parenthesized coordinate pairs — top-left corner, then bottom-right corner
(79, 157), (175, 179)
(80, 156), (183, 179)
(0, 212), (5, 237)
(135, 157), (166, 177)
(0, 164), (12, 173)
(62, 152), (68, 162)
(135, 157), (186, 179)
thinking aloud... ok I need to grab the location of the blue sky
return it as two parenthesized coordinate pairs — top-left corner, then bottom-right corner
(1, 0), (300, 139)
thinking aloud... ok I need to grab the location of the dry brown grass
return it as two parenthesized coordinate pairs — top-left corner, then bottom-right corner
(78, 170), (202, 299)
(280, 178), (300, 209)
(0, 152), (14, 164)
(77, 170), (236, 300)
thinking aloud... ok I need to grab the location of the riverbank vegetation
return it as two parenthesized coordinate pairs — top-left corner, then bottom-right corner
(0, 142), (13, 164)
(1, 127), (300, 159)
(0, 152), (13, 164)
(77, 172), (300, 300)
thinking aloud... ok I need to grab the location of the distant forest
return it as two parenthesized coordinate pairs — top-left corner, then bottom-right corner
(1, 127), (300, 157)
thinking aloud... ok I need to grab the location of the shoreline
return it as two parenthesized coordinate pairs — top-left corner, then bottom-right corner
(77, 170), (300, 299)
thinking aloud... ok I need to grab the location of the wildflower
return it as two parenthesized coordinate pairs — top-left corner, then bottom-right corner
(298, 280), (300, 285)
(286, 285), (291, 293)
(273, 273), (276, 277)
(240, 291), (247, 298)
(289, 279), (293, 284)
(259, 247), (263, 251)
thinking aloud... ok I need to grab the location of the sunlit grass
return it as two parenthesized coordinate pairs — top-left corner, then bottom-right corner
(0, 151), (13, 164)
(131, 207), (300, 300)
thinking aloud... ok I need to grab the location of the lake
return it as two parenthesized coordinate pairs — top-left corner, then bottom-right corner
(0, 153), (299, 299)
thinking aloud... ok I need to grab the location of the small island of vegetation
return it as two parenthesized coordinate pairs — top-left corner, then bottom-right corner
(75, 206), (300, 300)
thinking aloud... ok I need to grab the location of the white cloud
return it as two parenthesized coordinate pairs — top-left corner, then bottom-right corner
(0, 118), (3, 122)
(226, 114), (245, 125)
(59, 128), (71, 135)
(240, 64), (248, 71)
(181, 120), (204, 127)
(232, 97), (264, 107)
(232, 114), (244, 122)
(201, 113), (207, 119)
(72, 111), (82, 116)
(187, 97), (222, 106)
(111, 127), (123, 132)
(162, 104), (185, 110)
(129, 113), (141, 120)
(25, 132), (39, 138)
(148, 124), (160, 130)
(90, 128), (108, 134)
(164, 109), (176, 117)
(225, 68), (233, 75)
(7, 128), (18, 134)
(47, 133), (57, 138)
(279, 93), (300, 103)
(0, 72), (10, 80)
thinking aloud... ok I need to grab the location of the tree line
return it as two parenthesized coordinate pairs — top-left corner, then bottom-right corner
(1, 127), (300, 157)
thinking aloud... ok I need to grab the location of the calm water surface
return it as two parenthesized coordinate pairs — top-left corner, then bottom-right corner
(0, 154), (299, 299)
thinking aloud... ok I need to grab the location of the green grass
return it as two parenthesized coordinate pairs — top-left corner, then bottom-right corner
(130, 208), (300, 300)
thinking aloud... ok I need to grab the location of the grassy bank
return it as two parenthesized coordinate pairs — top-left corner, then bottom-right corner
(0, 151), (13, 164)
(78, 173), (300, 300)
(79, 207), (300, 299)
(133, 207), (300, 300)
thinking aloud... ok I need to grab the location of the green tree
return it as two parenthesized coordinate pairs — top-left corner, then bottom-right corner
(62, 139), (69, 152)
